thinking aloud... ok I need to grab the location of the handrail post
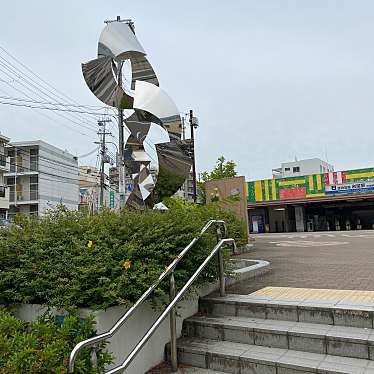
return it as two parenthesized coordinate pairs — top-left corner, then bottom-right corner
(169, 271), (178, 372)
(90, 345), (98, 369)
(215, 224), (226, 297)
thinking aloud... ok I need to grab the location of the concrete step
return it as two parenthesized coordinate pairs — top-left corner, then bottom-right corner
(200, 294), (374, 328)
(175, 337), (374, 373)
(183, 315), (374, 360)
(175, 369), (226, 373)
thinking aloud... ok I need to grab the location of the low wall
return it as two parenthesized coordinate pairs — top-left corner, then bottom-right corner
(13, 259), (269, 374)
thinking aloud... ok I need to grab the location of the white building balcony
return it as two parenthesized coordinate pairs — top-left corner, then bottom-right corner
(9, 191), (38, 205)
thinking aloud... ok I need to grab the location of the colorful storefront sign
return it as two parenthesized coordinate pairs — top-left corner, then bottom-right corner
(247, 167), (374, 203)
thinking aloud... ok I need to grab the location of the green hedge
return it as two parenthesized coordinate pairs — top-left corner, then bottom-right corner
(0, 309), (112, 374)
(0, 203), (247, 310)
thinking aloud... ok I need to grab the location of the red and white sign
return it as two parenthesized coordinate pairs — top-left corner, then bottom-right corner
(280, 187), (306, 200)
(324, 171), (346, 186)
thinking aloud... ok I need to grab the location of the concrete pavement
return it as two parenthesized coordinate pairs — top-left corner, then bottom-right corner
(228, 230), (374, 294)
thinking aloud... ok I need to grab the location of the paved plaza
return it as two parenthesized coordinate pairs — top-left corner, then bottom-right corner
(228, 230), (374, 295)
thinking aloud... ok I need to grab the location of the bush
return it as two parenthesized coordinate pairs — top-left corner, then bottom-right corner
(0, 309), (112, 374)
(0, 203), (247, 310)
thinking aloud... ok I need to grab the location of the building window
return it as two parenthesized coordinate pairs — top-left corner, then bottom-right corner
(8, 151), (15, 172)
(0, 154), (5, 167)
(6, 177), (15, 202)
(29, 204), (38, 216)
(293, 166), (300, 173)
(16, 150), (23, 172)
(285, 167), (290, 171)
(30, 148), (38, 171)
(30, 175), (38, 200)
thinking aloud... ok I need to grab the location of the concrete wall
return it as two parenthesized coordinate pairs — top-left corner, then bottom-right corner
(12, 259), (270, 374)
(206, 176), (249, 232)
(295, 205), (305, 232)
(14, 284), (217, 374)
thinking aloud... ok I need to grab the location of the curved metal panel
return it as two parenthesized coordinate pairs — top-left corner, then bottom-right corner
(82, 57), (133, 108)
(82, 20), (192, 208)
(134, 81), (182, 137)
(98, 22), (146, 59)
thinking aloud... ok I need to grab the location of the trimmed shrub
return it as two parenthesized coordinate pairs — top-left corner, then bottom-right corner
(0, 203), (246, 310)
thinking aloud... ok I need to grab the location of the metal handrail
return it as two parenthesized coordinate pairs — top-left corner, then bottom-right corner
(105, 238), (235, 374)
(68, 219), (227, 373)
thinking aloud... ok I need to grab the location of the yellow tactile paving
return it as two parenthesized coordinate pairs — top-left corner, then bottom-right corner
(251, 287), (374, 304)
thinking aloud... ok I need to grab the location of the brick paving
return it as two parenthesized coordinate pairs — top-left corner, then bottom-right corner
(227, 231), (374, 295)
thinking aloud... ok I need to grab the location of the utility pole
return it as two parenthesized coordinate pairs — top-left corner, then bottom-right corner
(181, 117), (186, 140)
(104, 15), (134, 209)
(117, 61), (126, 209)
(97, 120), (112, 208)
(189, 110), (199, 203)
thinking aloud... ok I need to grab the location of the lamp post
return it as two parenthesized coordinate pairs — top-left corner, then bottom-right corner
(189, 110), (199, 203)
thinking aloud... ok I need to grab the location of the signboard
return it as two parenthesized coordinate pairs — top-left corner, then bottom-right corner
(280, 187), (306, 200)
(325, 181), (374, 194)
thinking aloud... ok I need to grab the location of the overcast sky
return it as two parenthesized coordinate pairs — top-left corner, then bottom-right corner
(1, 0), (374, 180)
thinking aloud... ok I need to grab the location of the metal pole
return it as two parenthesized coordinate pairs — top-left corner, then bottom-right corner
(169, 272), (178, 372)
(216, 224), (226, 297)
(97, 120), (111, 209)
(117, 62), (126, 209)
(14, 147), (17, 208)
(99, 123), (105, 208)
(189, 110), (197, 203)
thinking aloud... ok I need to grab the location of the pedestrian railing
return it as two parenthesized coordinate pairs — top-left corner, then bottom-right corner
(68, 219), (236, 373)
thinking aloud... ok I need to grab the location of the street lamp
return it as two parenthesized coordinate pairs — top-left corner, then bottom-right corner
(189, 110), (199, 203)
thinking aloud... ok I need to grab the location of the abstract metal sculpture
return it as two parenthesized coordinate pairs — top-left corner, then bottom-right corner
(82, 20), (192, 208)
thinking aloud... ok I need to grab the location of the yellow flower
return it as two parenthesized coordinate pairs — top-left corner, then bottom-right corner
(123, 260), (131, 270)
(87, 240), (93, 248)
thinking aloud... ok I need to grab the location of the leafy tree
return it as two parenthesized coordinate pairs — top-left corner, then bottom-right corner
(198, 156), (238, 203)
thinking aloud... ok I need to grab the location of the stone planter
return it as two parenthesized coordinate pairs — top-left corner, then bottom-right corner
(12, 258), (269, 373)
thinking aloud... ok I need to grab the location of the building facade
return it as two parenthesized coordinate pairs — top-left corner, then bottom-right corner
(173, 168), (196, 202)
(0, 133), (10, 219)
(248, 167), (374, 233)
(5, 141), (79, 218)
(272, 158), (334, 179)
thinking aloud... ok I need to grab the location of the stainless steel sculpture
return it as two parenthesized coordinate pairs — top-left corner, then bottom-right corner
(82, 20), (192, 208)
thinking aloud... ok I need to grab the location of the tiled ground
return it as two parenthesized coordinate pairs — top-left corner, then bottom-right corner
(228, 231), (374, 294)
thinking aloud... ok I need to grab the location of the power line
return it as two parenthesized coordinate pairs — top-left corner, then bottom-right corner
(0, 99), (113, 117)
(0, 94), (108, 110)
(0, 59), (99, 130)
(0, 80), (95, 137)
(0, 45), (92, 109)
(0, 47), (102, 127)
(0, 63), (100, 131)
(77, 147), (100, 158)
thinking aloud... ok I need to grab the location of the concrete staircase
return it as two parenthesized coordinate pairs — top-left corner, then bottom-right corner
(168, 291), (374, 373)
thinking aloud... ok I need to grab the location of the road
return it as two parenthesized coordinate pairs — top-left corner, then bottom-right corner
(228, 230), (374, 294)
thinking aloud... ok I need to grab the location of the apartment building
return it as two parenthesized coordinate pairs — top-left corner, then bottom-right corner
(272, 158), (334, 179)
(173, 168), (196, 202)
(0, 133), (10, 219)
(5, 140), (79, 218)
